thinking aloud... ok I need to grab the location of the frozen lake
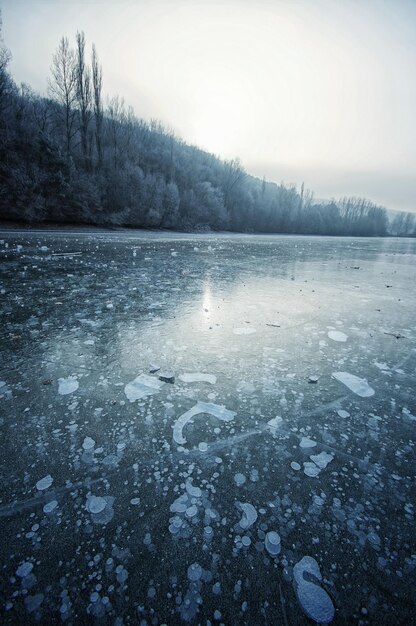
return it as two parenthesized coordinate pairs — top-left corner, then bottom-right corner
(1, 230), (415, 624)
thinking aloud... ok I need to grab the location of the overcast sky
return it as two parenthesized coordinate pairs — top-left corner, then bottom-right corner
(2, 0), (415, 211)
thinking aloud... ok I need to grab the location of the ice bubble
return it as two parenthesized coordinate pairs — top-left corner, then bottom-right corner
(337, 409), (350, 418)
(333, 371), (374, 397)
(300, 437), (317, 449)
(293, 556), (335, 624)
(328, 330), (347, 342)
(173, 401), (236, 445)
(43, 500), (58, 514)
(58, 377), (79, 395)
(82, 436), (95, 450)
(291, 462), (301, 471)
(234, 473), (246, 487)
(36, 475), (53, 491)
(296, 581), (335, 623)
(198, 442), (208, 452)
(124, 374), (164, 401)
(238, 503), (258, 529)
(185, 480), (202, 498)
(187, 563), (203, 582)
(303, 462), (321, 478)
(25, 593), (44, 613)
(16, 562), (33, 578)
(186, 505), (198, 518)
(130, 498), (140, 505)
(265, 531), (281, 556)
(179, 373), (217, 384)
(87, 496), (107, 514)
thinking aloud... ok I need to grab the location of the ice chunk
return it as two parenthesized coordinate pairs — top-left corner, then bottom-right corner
(36, 475), (53, 491)
(233, 327), (256, 335)
(158, 370), (175, 384)
(333, 371), (374, 397)
(86, 496), (107, 514)
(265, 531), (281, 556)
(237, 502), (258, 529)
(172, 401), (236, 445)
(58, 377), (79, 395)
(300, 437), (317, 449)
(179, 373), (217, 384)
(124, 374), (164, 401)
(328, 330), (347, 342)
(309, 451), (334, 469)
(303, 462), (321, 477)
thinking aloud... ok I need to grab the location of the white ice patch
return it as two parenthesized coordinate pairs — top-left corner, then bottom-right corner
(179, 373), (217, 384)
(36, 475), (53, 491)
(172, 401), (236, 445)
(82, 436), (95, 450)
(293, 556), (335, 624)
(333, 371), (375, 397)
(58, 377), (79, 395)
(267, 416), (283, 432)
(374, 361), (389, 371)
(237, 502), (258, 529)
(124, 374), (164, 401)
(328, 330), (347, 342)
(299, 437), (317, 449)
(233, 327), (256, 335)
(309, 451), (334, 469)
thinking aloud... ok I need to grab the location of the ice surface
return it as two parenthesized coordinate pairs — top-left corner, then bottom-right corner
(172, 401), (236, 445)
(124, 373), (164, 401)
(179, 372), (217, 384)
(333, 371), (375, 397)
(57, 377), (79, 395)
(328, 330), (348, 342)
(1, 231), (415, 625)
(233, 327), (256, 335)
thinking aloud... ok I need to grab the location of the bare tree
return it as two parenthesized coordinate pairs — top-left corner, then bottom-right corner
(48, 36), (78, 159)
(0, 10), (12, 116)
(75, 31), (91, 168)
(91, 43), (103, 169)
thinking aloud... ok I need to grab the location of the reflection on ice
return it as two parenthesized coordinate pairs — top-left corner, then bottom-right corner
(1, 232), (415, 625)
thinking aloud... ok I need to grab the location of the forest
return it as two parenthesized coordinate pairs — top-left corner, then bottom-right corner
(0, 25), (415, 236)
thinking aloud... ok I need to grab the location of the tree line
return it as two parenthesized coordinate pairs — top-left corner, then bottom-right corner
(0, 22), (414, 236)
